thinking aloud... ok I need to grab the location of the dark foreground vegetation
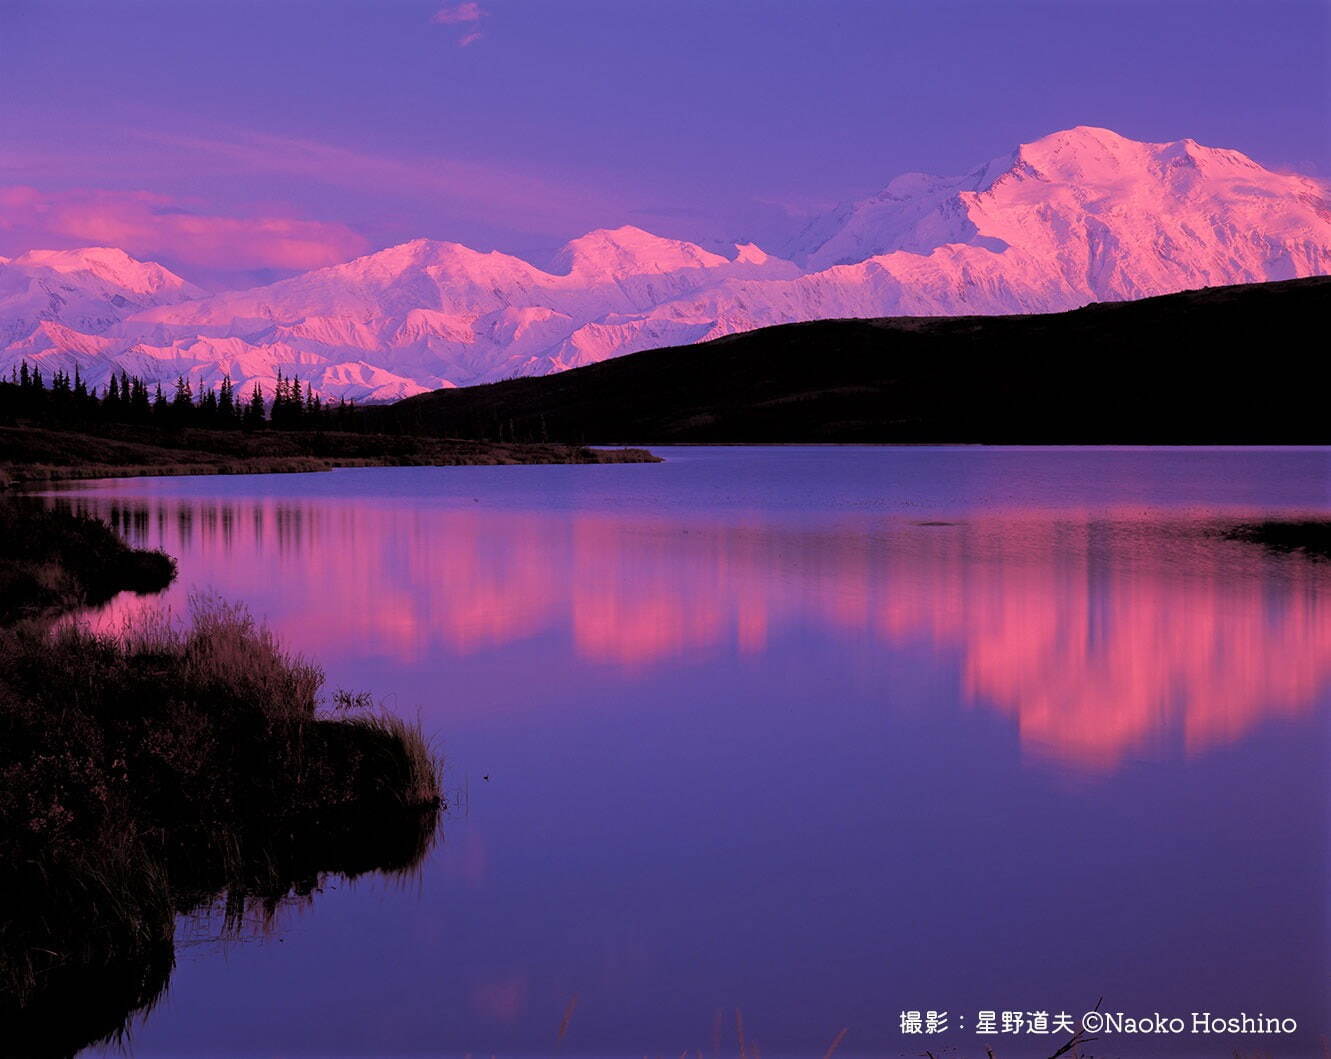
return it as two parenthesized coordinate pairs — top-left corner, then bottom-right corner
(0, 502), (443, 1056)
(0, 501), (176, 623)
(366, 276), (1331, 443)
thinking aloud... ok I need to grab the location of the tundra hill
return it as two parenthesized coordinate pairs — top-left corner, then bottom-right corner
(364, 276), (1331, 445)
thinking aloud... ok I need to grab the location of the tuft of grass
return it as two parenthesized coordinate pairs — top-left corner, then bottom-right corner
(177, 593), (324, 722)
(323, 712), (443, 809)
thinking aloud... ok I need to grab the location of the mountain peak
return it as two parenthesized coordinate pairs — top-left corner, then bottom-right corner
(1011, 126), (1265, 183)
(732, 243), (774, 265)
(1022, 124), (1132, 150)
(1011, 125), (1147, 178)
(18, 245), (138, 269)
(784, 125), (1324, 274)
(306, 237), (537, 288)
(552, 226), (728, 277)
(12, 246), (202, 297)
(338, 238), (450, 271)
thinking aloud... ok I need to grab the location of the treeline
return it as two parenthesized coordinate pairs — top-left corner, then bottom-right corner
(0, 362), (358, 431)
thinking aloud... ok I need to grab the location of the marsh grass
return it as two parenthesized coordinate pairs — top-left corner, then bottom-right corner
(327, 712), (444, 809)
(0, 517), (444, 1055)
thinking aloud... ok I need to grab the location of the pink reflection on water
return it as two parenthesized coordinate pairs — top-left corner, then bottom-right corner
(468, 974), (528, 1022)
(871, 517), (1331, 771)
(71, 497), (1331, 773)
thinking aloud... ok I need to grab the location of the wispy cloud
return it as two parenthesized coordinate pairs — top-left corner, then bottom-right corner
(0, 104), (638, 274)
(431, 2), (485, 45)
(431, 2), (483, 24)
(128, 126), (623, 236)
(0, 185), (369, 272)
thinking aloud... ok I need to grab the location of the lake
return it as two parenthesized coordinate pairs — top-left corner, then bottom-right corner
(54, 446), (1331, 1059)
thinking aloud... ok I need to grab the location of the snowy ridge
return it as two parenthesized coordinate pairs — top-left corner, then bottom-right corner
(3, 128), (1329, 402)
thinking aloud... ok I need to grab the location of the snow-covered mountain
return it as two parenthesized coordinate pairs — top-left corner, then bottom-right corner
(4, 126), (1329, 402)
(0, 248), (204, 349)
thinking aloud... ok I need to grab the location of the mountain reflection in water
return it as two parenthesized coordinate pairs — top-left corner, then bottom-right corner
(69, 497), (1331, 775)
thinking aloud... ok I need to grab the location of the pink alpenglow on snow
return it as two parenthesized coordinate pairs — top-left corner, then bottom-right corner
(2, 127), (1329, 403)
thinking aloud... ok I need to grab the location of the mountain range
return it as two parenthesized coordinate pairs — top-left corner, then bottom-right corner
(3, 126), (1329, 402)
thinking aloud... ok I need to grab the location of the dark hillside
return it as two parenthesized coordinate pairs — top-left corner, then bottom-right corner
(366, 276), (1331, 444)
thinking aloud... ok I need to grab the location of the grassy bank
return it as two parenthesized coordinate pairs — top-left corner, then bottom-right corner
(0, 506), (445, 1055)
(0, 422), (659, 489)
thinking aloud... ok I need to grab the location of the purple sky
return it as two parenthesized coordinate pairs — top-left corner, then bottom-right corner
(2, 0), (1327, 287)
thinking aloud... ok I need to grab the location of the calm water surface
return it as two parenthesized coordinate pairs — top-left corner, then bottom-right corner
(55, 447), (1331, 1059)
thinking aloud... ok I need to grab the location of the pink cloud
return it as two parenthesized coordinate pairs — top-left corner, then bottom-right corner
(432, 2), (485, 45)
(0, 185), (369, 272)
(432, 2), (483, 24)
(131, 128), (620, 236)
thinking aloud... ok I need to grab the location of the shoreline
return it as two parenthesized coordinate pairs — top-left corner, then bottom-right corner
(4, 450), (661, 490)
(0, 422), (660, 490)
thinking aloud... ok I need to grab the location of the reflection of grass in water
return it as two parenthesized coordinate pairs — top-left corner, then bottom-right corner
(0, 592), (442, 1056)
(1224, 519), (1331, 561)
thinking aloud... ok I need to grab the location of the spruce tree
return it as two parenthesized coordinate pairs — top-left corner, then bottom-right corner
(172, 376), (193, 408)
(131, 377), (151, 421)
(243, 382), (266, 429)
(219, 374), (235, 421)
